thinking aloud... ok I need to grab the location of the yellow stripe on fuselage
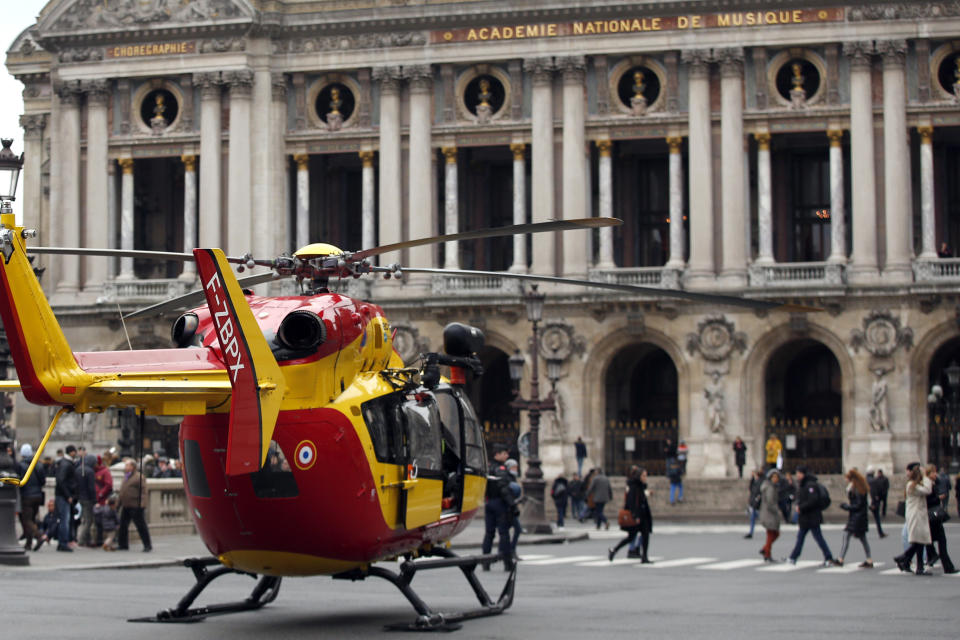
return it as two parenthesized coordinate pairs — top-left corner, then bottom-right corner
(218, 550), (363, 577)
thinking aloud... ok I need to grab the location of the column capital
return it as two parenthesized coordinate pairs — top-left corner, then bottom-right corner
(843, 41), (875, 70)
(193, 72), (222, 98)
(404, 65), (433, 93)
(118, 157), (134, 175)
(666, 136), (683, 153)
(56, 81), (83, 107)
(596, 139), (613, 157)
(358, 150), (375, 167)
(224, 69), (254, 98)
(293, 153), (309, 171)
(754, 132), (771, 150)
(441, 146), (457, 164)
(524, 57), (555, 85)
(716, 47), (744, 77)
(271, 72), (288, 101)
(372, 66), (403, 94)
(81, 79), (110, 106)
(827, 129), (844, 147)
(19, 113), (47, 141)
(918, 125), (934, 144)
(557, 55), (586, 83)
(509, 142), (526, 160)
(181, 154), (197, 172)
(681, 49), (712, 78)
(877, 39), (907, 68)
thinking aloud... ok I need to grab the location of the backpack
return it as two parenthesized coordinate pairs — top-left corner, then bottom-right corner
(815, 483), (831, 510)
(750, 490), (763, 511)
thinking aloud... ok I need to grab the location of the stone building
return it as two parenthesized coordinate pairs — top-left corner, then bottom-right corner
(5, 0), (960, 478)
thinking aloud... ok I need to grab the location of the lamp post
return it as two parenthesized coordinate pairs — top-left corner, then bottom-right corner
(508, 285), (555, 534)
(929, 383), (944, 469)
(946, 361), (960, 474)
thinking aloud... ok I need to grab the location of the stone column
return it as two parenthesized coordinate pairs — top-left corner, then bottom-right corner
(526, 58), (556, 275)
(682, 50), (714, 286)
(195, 72), (222, 249)
(879, 40), (912, 282)
(359, 151), (376, 251)
(251, 68), (273, 263)
(293, 153), (310, 250)
(57, 83), (82, 294)
(666, 136), (686, 269)
(84, 81), (109, 292)
(918, 126), (937, 259)
(718, 48), (746, 287)
(226, 70), (253, 256)
(559, 56), (588, 278)
(271, 74), (289, 255)
(118, 158), (135, 280)
(827, 129), (847, 263)
(441, 147), (459, 269)
(509, 142), (527, 273)
(406, 65), (434, 268)
(374, 67), (402, 266)
(107, 161), (117, 279)
(844, 42), (879, 283)
(596, 139), (615, 269)
(181, 155), (198, 280)
(18, 114), (45, 233)
(755, 132), (774, 264)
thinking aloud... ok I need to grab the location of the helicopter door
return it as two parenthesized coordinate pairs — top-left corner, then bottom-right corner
(400, 397), (444, 529)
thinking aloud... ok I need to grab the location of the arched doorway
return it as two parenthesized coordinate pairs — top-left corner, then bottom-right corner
(927, 337), (960, 470)
(604, 343), (678, 476)
(466, 346), (519, 461)
(765, 339), (841, 473)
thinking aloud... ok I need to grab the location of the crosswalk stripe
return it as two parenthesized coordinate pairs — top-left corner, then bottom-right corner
(880, 568), (908, 575)
(523, 555), (601, 565)
(699, 559), (766, 570)
(756, 560), (820, 572)
(818, 562), (885, 574)
(577, 556), (664, 567)
(518, 554), (553, 561)
(639, 556), (716, 568)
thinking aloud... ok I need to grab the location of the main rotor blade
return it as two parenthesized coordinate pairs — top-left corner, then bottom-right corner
(123, 272), (279, 319)
(352, 217), (622, 261)
(401, 268), (820, 312)
(28, 246), (257, 265)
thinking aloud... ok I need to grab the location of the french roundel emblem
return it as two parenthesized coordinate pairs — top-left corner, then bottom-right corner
(295, 440), (317, 470)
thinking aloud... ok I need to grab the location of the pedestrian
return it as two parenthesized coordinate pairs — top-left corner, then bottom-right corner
(586, 468), (612, 530)
(778, 471), (796, 523)
(93, 455), (113, 546)
(568, 473), (585, 523)
(76, 453), (97, 547)
(764, 433), (782, 471)
(16, 443), (46, 552)
(504, 458), (523, 553)
(835, 468), (874, 568)
(480, 444), (515, 571)
(551, 474), (569, 529)
(935, 466), (951, 510)
(54, 444), (79, 552)
(117, 458), (152, 553)
(745, 469), (762, 539)
(867, 468), (888, 538)
(922, 464), (956, 574)
(666, 456), (684, 505)
(676, 439), (688, 475)
(574, 437), (587, 477)
(663, 437), (677, 461)
(786, 465), (836, 566)
(101, 495), (120, 551)
(732, 436), (747, 479)
(894, 462), (932, 575)
(35, 498), (59, 549)
(758, 468), (781, 562)
(608, 465), (653, 563)
(582, 468), (598, 522)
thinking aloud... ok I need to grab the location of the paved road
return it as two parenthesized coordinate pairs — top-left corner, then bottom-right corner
(2, 522), (958, 639)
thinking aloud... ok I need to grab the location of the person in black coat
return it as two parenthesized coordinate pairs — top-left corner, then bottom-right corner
(550, 475), (569, 529)
(732, 436), (747, 479)
(608, 466), (654, 563)
(786, 466), (835, 565)
(54, 445), (79, 552)
(923, 464), (957, 573)
(835, 468), (873, 568)
(867, 468), (889, 538)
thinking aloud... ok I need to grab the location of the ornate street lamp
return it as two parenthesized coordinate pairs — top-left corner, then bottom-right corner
(508, 285), (555, 534)
(0, 138), (23, 214)
(929, 383), (944, 468)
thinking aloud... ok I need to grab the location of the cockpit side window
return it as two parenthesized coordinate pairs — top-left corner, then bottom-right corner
(362, 393), (405, 464)
(249, 441), (298, 498)
(402, 399), (442, 473)
(455, 389), (487, 472)
(435, 391), (462, 461)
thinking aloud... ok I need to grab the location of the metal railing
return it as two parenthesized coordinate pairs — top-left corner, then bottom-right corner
(99, 277), (193, 303)
(748, 262), (845, 288)
(604, 418), (678, 477)
(766, 416), (842, 475)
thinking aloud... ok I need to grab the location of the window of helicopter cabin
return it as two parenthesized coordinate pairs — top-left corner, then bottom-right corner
(361, 393), (406, 464)
(249, 441), (299, 498)
(455, 389), (487, 473)
(182, 439), (210, 498)
(401, 396), (443, 475)
(434, 391), (463, 464)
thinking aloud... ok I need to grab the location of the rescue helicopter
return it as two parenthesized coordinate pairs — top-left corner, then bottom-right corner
(0, 204), (808, 630)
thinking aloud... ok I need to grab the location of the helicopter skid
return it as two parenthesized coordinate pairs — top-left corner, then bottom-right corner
(333, 548), (516, 632)
(129, 557), (282, 624)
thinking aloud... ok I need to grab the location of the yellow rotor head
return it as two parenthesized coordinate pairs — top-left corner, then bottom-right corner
(293, 243), (345, 259)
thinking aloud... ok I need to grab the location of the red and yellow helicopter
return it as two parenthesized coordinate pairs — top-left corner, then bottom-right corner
(0, 205), (798, 630)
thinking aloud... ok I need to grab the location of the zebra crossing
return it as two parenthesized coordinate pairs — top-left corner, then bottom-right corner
(516, 553), (960, 576)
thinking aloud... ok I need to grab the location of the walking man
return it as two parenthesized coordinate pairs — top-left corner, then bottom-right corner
(574, 437), (587, 477)
(867, 468), (888, 538)
(587, 468), (613, 530)
(54, 445), (79, 552)
(481, 444), (515, 571)
(117, 459), (152, 552)
(787, 466), (836, 566)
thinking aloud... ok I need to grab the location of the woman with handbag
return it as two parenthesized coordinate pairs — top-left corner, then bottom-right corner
(835, 468), (874, 568)
(758, 468), (781, 562)
(894, 463), (933, 575)
(923, 464), (957, 573)
(608, 466), (653, 563)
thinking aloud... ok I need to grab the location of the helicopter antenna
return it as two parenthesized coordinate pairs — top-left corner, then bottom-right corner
(117, 303), (133, 350)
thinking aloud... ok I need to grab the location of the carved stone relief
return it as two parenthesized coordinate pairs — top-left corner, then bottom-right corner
(849, 3), (960, 20)
(49, 0), (247, 31)
(538, 322), (586, 363)
(392, 324), (429, 365)
(849, 310), (914, 357)
(274, 32), (426, 54)
(686, 316), (747, 364)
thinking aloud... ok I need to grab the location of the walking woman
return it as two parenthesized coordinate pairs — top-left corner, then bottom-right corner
(923, 464), (957, 574)
(608, 466), (653, 563)
(758, 468), (781, 562)
(894, 463), (932, 575)
(835, 468), (874, 568)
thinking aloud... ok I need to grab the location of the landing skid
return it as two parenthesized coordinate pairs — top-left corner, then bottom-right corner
(334, 548), (517, 631)
(129, 557), (282, 623)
